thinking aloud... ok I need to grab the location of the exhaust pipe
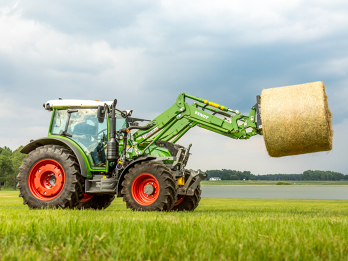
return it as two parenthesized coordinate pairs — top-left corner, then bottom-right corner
(107, 99), (119, 162)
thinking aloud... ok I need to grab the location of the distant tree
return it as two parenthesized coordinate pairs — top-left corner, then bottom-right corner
(302, 170), (344, 181)
(0, 147), (13, 186)
(0, 146), (27, 189)
(221, 172), (230, 180)
(230, 175), (238, 180)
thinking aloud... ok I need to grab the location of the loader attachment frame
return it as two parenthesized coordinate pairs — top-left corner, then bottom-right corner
(177, 170), (207, 196)
(131, 93), (262, 156)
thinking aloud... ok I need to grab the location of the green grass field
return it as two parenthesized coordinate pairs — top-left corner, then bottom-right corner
(1, 190), (348, 260)
(201, 180), (348, 186)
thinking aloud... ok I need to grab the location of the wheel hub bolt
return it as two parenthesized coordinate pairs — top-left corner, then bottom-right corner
(44, 192), (46, 195)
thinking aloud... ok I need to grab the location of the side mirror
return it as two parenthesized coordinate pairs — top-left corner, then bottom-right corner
(97, 106), (105, 123)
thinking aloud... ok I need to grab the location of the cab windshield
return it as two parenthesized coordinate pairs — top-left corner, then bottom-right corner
(51, 108), (127, 168)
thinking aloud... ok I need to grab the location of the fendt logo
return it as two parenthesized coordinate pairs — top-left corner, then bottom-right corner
(195, 111), (209, 119)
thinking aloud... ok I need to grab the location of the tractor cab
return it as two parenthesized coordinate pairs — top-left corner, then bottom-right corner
(44, 99), (128, 168)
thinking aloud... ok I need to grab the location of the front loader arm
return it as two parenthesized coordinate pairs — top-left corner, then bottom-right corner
(132, 92), (262, 153)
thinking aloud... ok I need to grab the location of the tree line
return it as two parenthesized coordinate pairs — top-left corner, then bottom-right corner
(0, 146), (27, 189)
(206, 169), (347, 181)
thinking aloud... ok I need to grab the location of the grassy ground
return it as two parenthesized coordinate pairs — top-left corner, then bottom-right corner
(201, 180), (348, 186)
(1, 191), (348, 260)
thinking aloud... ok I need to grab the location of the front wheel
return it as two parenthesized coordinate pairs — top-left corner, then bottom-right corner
(121, 161), (177, 211)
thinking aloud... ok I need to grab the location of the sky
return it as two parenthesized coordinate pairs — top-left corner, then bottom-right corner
(0, 0), (347, 175)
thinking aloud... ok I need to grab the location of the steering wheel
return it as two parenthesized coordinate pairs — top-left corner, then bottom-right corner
(97, 129), (108, 141)
(97, 129), (107, 135)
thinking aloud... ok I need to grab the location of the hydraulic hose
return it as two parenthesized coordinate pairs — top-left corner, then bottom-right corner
(119, 122), (155, 133)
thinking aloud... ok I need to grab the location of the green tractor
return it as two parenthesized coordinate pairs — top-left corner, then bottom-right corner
(17, 93), (262, 211)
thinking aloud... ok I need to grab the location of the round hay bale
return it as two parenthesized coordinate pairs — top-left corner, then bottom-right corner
(261, 81), (332, 157)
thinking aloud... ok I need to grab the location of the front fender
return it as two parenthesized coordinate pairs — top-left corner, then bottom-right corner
(21, 137), (88, 177)
(116, 155), (156, 197)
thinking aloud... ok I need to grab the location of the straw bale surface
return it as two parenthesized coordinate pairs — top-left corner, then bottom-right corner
(261, 81), (332, 157)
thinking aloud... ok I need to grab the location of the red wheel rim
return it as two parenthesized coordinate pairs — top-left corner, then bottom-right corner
(174, 195), (185, 206)
(28, 159), (65, 201)
(131, 173), (160, 206)
(80, 193), (95, 203)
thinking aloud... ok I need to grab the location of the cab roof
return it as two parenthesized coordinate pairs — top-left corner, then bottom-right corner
(43, 99), (113, 111)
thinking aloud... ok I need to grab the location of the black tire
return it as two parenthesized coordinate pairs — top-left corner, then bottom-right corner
(16, 145), (84, 209)
(76, 194), (115, 210)
(172, 170), (202, 211)
(121, 161), (177, 211)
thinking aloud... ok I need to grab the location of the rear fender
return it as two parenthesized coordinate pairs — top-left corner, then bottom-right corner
(21, 137), (88, 177)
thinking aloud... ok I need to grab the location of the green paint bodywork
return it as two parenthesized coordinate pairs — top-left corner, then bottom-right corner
(132, 92), (261, 156)
(46, 93), (261, 176)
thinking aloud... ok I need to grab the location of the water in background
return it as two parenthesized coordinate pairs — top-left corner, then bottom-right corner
(201, 186), (348, 199)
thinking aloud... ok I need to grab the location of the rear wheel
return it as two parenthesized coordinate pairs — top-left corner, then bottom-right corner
(121, 161), (177, 211)
(76, 194), (115, 210)
(16, 145), (84, 209)
(172, 170), (202, 211)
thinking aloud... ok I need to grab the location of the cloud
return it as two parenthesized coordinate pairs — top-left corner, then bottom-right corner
(11, 0), (156, 35)
(0, 1), (347, 174)
(0, 5), (150, 105)
(0, 90), (49, 149)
